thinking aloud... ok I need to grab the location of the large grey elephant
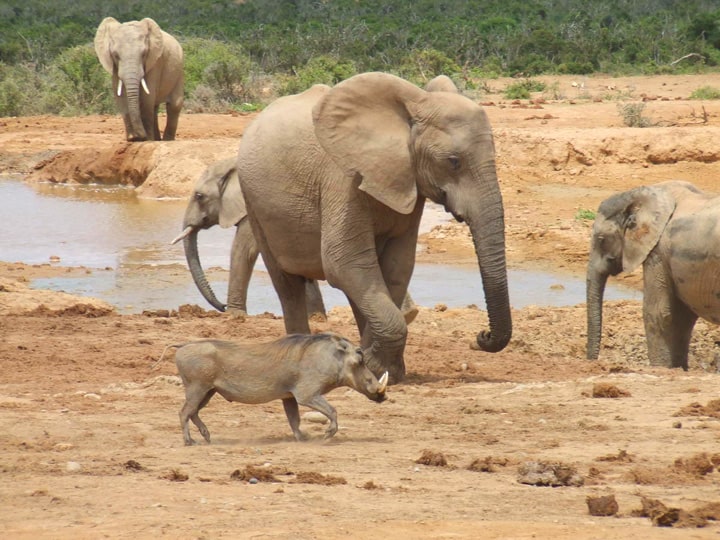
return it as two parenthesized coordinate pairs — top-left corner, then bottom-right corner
(94, 17), (184, 141)
(172, 158), (418, 323)
(171, 158), (326, 317)
(587, 180), (720, 369)
(235, 72), (512, 383)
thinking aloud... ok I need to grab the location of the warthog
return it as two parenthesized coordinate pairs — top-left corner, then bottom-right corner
(169, 332), (388, 445)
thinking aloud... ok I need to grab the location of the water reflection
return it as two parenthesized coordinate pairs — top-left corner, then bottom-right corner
(1, 178), (640, 314)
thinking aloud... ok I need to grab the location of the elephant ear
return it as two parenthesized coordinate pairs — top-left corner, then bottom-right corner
(141, 18), (165, 71)
(94, 17), (121, 74)
(622, 186), (675, 272)
(219, 166), (246, 228)
(312, 72), (425, 214)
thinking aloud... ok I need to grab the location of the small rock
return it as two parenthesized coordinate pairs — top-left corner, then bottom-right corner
(587, 494), (619, 516)
(66, 461), (82, 472)
(53, 443), (74, 452)
(303, 411), (329, 424)
(83, 393), (101, 400)
(249, 477), (259, 484)
(672, 421), (682, 429)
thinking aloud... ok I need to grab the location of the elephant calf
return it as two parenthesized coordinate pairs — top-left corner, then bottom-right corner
(587, 180), (720, 369)
(171, 332), (388, 445)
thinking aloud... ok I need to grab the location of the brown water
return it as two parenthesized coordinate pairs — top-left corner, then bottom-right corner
(0, 178), (640, 314)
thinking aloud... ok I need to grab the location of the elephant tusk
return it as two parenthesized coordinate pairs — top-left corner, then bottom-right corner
(141, 78), (150, 95)
(170, 226), (194, 245)
(378, 371), (388, 393)
(117, 80), (123, 97)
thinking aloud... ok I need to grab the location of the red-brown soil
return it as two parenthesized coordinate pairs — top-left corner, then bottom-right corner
(2, 73), (720, 538)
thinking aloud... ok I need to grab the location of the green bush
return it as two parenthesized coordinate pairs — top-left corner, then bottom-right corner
(396, 49), (461, 86)
(689, 86), (720, 100)
(281, 55), (357, 95)
(41, 44), (114, 116)
(183, 38), (257, 102)
(504, 78), (546, 100)
(0, 63), (40, 116)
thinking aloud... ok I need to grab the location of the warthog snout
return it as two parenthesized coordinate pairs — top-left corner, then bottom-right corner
(368, 372), (389, 403)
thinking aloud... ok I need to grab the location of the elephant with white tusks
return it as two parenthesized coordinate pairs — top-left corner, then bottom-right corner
(94, 17), (183, 141)
(172, 158), (419, 323)
(587, 180), (720, 369)
(235, 72), (512, 383)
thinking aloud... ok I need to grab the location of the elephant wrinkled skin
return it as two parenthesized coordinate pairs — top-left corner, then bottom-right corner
(235, 72), (512, 383)
(94, 17), (184, 142)
(172, 158), (327, 318)
(173, 158), (418, 324)
(586, 180), (720, 369)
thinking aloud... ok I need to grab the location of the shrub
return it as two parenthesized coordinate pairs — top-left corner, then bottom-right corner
(396, 49), (461, 86)
(41, 44), (114, 115)
(690, 86), (720, 100)
(617, 102), (651, 127)
(504, 78), (546, 100)
(281, 55), (356, 95)
(0, 63), (40, 116)
(183, 38), (257, 103)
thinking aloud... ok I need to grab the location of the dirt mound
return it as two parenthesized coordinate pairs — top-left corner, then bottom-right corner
(0, 277), (113, 316)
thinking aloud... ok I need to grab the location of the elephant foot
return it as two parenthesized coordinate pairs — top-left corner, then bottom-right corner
(308, 311), (328, 323)
(226, 307), (248, 321)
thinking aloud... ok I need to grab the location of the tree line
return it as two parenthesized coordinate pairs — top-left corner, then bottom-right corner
(1, 0), (719, 116)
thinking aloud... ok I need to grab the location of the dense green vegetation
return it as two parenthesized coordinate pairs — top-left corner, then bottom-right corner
(1, 0), (720, 116)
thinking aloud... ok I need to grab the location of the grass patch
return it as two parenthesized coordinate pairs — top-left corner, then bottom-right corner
(575, 208), (596, 221)
(690, 86), (720, 100)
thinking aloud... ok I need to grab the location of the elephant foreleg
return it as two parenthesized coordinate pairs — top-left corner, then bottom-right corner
(643, 253), (698, 370)
(227, 219), (260, 315)
(304, 280), (327, 319)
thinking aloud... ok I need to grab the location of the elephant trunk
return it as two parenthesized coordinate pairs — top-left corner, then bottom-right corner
(586, 266), (609, 360)
(122, 74), (148, 141)
(183, 228), (226, 312)
(466, 177), (512, 353)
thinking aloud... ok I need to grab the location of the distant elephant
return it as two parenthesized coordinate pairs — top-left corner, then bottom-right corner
(94, 17), (184, 141)
(172, 158), (419, 323)
(587, 180), (720, 369)
(235, 72), (512, 383)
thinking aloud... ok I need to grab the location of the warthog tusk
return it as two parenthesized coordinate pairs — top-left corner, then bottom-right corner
(141, 78), (150, 94)
(170, 226), (194, 245)
(117, 80), (123, 97)
(378, 371), (388, 393)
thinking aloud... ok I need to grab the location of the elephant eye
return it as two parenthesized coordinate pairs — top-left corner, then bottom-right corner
(194, 192), (205, 202)
(448, 156), (461, 171)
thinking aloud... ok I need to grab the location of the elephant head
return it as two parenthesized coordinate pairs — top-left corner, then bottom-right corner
(172, 158), (245, 311)
(586, 186), (676, 359)
(312, 72), (512, 354)
(424, 75), (459, 93)
(94, 17), (166, 141)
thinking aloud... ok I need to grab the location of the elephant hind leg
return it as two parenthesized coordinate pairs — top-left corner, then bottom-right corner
(643, 259), (698, 370)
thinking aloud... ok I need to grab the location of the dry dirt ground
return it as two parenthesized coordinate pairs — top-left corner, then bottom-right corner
(2, 74), (720, 539)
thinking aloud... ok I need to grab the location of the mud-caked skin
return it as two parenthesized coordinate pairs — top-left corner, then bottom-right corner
(174, 333), (388, 445)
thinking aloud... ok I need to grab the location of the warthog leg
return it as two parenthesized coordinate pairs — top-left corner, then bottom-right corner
(179, 385), (215, 445)
(296, 394), (338, 439)
(282, 397), (306, 441)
